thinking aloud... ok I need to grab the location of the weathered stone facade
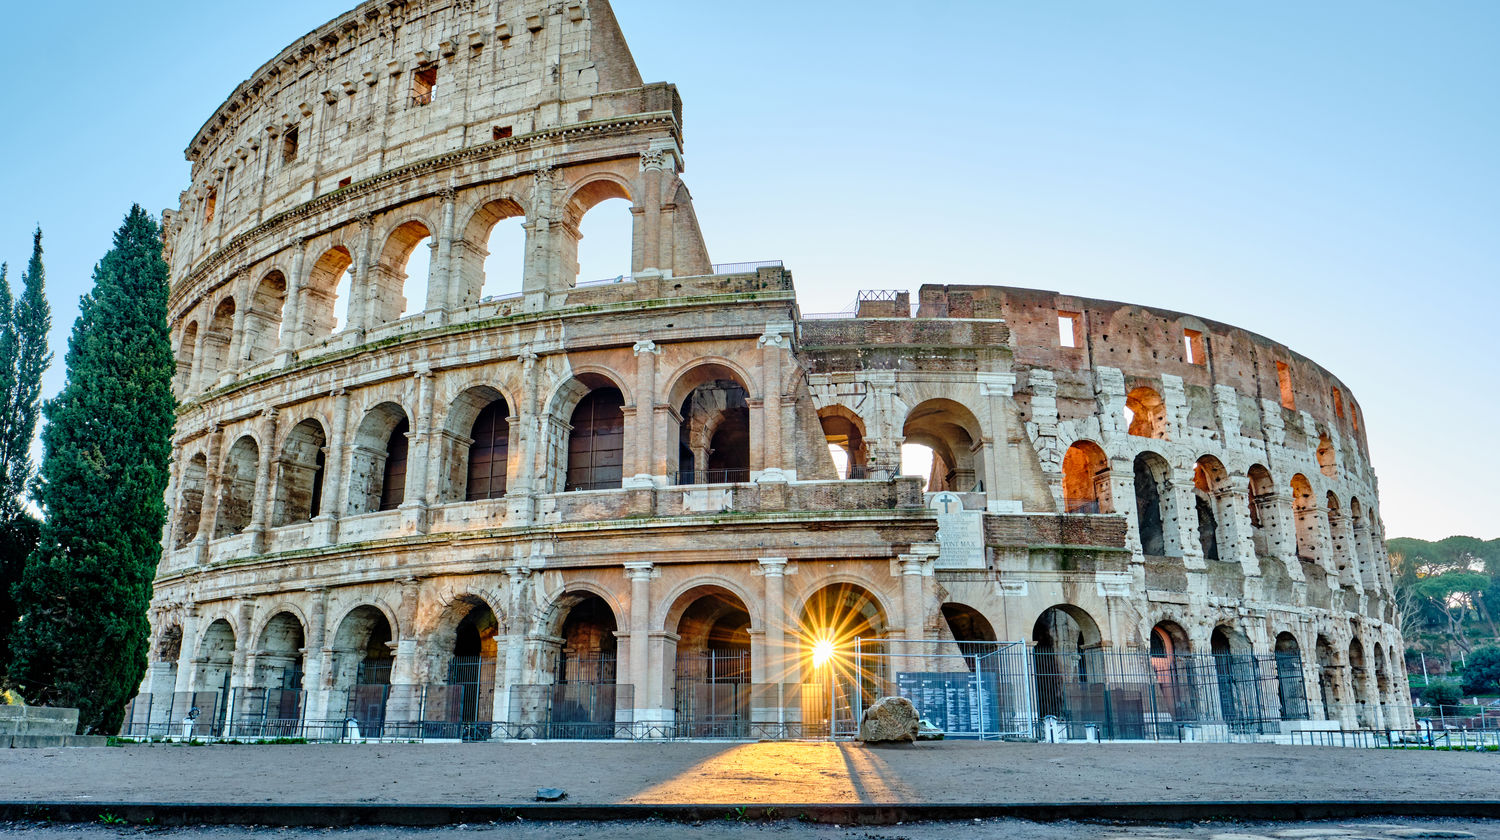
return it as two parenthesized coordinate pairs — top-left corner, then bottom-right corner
(135, 0), (1410, 737)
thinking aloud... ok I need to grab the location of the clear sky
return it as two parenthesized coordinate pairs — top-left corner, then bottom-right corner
(0, 1), (1495, 539)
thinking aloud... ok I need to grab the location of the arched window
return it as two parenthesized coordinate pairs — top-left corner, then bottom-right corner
(1316, 431), (1337, 478)
(457, 198), (527, 306)
(379, 418), (410, 511)
(1125, 386), (1169, 439)
(676, 375), (750, 485)
(374, 220), (433, 325)
(1133, 452), (1175, 557)
(563, 179), (634, 287)
(201, 298), (236, 385)
(1290, 473), (1317, 562)
(902, 399), (984, 493)
(175, 453), (208, 548)
(243, 271), (287, 363)
(567, 388), (624, 491)
(302, 247), (353, 341)
(273, 419), (326, 526)
(1062, 441), (1111, 514)
(214, 436), (259, 538)
(175, 322), (198, 395)
(1274, 632), (1309, 720)
(466, 399), (510, 500)
(818, 407), (868, 480)
(1193, 456), (1231, 562)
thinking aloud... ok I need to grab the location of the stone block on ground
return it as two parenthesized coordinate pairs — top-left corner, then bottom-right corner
(858, 696), (918, 743)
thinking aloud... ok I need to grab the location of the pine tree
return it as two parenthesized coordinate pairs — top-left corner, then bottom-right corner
(10, 207), (175, 733)
(3, 228), (53, 518)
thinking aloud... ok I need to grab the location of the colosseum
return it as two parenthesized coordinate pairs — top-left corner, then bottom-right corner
(128, 0), (1412, 741)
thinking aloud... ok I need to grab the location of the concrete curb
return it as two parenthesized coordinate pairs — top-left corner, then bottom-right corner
(3, 800), (1499, 827)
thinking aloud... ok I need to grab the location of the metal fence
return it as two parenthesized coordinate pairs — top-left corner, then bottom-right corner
(675, 468), (751, 485)
(1032, 649), (1305, 740)
(1292, 727), (1500, 750)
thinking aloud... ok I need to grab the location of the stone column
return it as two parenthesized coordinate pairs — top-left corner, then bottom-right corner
(346, 214), (375, 336)
(1264, 492), (1303, 580)
(757, 558), (789, 724)
(315, 388), (350, 545)
(427, 186), (457, 326)
(188, 320), (209, 395)
(245, 408), (279, 555)
(627, 339), (660, 486)
(386, 578), (423, 728)
(1109, 457), (1141, 556)
(624, 562), (657, 723)
(160, 444), (183, 558)
(755, 325), (792, 480)
(898, 552), (933, 672)
(173, 605), (202, 695)
(302, 587), (330, 722)
(1169, 466), (1205, 570)
(275, 239), (307, 364)
(222, 286), (250, 386)
(640, 151), (665, 271)
(227, 597), (257, 729)
(194, 424), (226, 566)
(498, 565), (532, 724)
(401, 369), (436, 533)
(1222, 474), (1259, 577)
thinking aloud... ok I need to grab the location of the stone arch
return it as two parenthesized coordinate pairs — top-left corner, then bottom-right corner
(1290, 473), (1318, 562)
(1317, 431), (1337, 478)
(667, 361), (753, 485)
(1315, 633), (1342, 722)
(440, 385), (513, 503)
(796, 581), (891, 678)
(457, 196), (529, 306)
(818, 405), (869, 479)
(1149, 618), (1196, 721)
(1032, 604), (1104, 722)
(347, 402), (410, 514)
(194, 618), (237, 695)
(301, 246), (353, 341)
(1348, 635), (1373, 727)
(1150, 619), (1192, 657)
(1349, 496), (1373, 588)
(175, 321), (198, 394)
(200, 296), (236, 386)
(272, 418), (327, 526)
(1372, 640), (1391, 723)
(175, 452), (209, 548)
(657, 577), (763, 634)
(1192, 455), (1231, 561)
(330, 604), (396, 728)
(544, 589), (620, 684)
(1125, 386), (1169, 439)
(423, 593), (502, 726)
(1273, 630), (1309, 720)
(253, 610), (307, 691)
(1327, 491), (1351, 577)
(1210, 624), (1258, 724)
(561, 175), (636, 287)
(243, 269), (287, 364)
(1062, 440), (1112, 514)
(372, 218), (435, 324)
(940, 602), (998, 669)
(1247, 463), (1277, 555)
(670, 585), (753, 735)
(902, 398), (985, 493)
(214, 435), (259, 539)
(549, 371), (629, 493)
(1133, 451), (1177, 557)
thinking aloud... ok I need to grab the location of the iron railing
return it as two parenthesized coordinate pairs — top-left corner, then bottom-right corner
(675, 468), (750, 485)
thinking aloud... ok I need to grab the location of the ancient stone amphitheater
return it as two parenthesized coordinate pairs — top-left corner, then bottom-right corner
(130, 0), (1412, 741)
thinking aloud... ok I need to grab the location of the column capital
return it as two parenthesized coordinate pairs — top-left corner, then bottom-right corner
(756, 557), (788, 576)
(623, 561), (657, 582)
(632, 339), (660, 356)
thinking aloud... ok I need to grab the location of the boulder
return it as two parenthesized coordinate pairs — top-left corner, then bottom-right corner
(858, 696), (919, 743)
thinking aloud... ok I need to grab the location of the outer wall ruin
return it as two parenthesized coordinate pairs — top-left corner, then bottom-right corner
(134, 0), (1411, 739)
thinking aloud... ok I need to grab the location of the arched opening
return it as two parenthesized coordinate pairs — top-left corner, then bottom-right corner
(302, 247), (352, 340)
(1350, 497), (1372, 588)
(432, 596), (500, 737)
(331, 606), (395, 737)
(175, 322), (198, 394)
(566, 384), (625, 491)
(672, 588), (752, 737)
(1032, 604), (1103, 728)
(347, 403), (410, 514)
(1373, 641), (1391, 724)
(1317, 431), (1337, 478)
(902, 399), (984, 493)
(1327, 492), (1350, 576)
(243, 271), (287, 364)
(1290, 474), (1318, 562)
(1274, 632), (1309, 720)
(1210, 626), (1257, 726)
(1315, 634), (1341, 722)
(374, 220), (433, 323)
(818, 407), (868, 480)
(564, 180), (635, 287)
(248, 612), (305, 734)
(543, 593), (619, 737)
(1125, 386), (1169, 439)
(798, 583), (889, 735)
(175, 453), (208, 548)
(1348, 637), (1372, 727)
(1149, 620), (1196, 722)
(466, 398), (511, 501)
(941, 602), (997, 665)
(201, 298), (236, 385)
(1062, 440), (1111, 514)
(1133, 451), (1175, 557)
(1193, 456), (1231, 561)
(673, 365), (751, 485)
(1247, 464), (1276, 556)
(192, 619), (236, 734)
(458, 198), (527, 306)
(272, 419), (326, 527)
(214, 435), (259, 539)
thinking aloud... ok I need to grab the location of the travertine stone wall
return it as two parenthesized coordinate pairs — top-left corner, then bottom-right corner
(137, 0), (1409, 737)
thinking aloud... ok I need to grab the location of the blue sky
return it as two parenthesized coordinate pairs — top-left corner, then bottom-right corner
(0, 1), (1495, 539)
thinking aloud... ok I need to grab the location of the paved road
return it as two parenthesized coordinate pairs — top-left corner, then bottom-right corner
(1, 817), (1494, 839)
(2, 741), (1497, 806)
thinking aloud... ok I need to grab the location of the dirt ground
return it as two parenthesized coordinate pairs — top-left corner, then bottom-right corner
(2, 741), (1497, 806)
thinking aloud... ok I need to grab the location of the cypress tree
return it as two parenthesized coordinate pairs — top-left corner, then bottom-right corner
(0, 263), (15, 512)
(2, 228), (53, 518)
(10, 207), (175, 733)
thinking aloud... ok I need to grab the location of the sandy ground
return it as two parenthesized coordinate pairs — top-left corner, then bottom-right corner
(1, 741), (1497, 806)
(0, 817), (1494, 839)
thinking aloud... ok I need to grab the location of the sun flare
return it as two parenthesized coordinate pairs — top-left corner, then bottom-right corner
(811, 637), (836, 668)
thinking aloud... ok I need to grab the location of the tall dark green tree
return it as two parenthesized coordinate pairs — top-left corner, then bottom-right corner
(2, 228), (53, 517)
(10, 207), (174, 733)
(0, 262), (16, 506)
